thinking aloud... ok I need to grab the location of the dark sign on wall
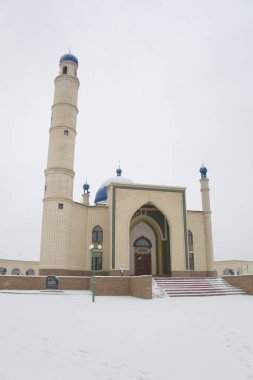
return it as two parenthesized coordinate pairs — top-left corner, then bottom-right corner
(46, 276), (58, 290)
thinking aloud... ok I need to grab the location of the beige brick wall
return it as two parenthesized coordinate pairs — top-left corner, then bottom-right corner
(187, 211), (207, 271)
(0, 259), (39, 275)
(214, 260), (253, 276)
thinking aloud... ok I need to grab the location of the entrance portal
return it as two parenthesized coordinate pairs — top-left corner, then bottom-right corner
(129, 203), (171, 276)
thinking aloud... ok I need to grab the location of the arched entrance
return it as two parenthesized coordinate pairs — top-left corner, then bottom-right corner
(129, 203), (171, 276)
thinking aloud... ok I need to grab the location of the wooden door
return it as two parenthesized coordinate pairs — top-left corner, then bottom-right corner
(135, 253), (151, 275)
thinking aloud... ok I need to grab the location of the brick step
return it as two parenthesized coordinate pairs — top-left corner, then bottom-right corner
(153, 277), (246, 297)
(167, 292), (245, 297)
(160, 285), (241, 291)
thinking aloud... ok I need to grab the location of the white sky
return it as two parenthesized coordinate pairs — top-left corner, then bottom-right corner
(0, 0), (252, 262)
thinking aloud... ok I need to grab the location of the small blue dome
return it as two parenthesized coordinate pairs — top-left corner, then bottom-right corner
(60, 53), (78, 65)
(200, 165), (207, 179)
(83, 183), (90, 194)
(116, 167), (122, 176)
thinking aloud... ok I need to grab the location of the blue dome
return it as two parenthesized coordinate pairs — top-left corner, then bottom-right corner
(95, 185), (108, 204)
(60, 53), (78, 65)
(95, 168), (133, 204)
(200, 165), (208, 179)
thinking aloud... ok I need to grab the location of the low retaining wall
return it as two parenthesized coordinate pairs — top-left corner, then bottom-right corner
(0, 275), (152, 299)
(224, 275), (253, 295)
(0, 276), (90, 291)
(130, 275), (152, 299)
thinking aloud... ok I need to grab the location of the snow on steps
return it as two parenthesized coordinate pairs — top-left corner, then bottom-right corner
(153, 277), (246, 297)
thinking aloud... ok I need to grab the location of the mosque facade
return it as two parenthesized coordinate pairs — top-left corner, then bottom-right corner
(38, 53), (216, 277)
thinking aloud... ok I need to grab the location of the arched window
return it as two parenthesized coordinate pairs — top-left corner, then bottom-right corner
(134, 236), (152, 248)
(0, 267), (7, 275)
(11, 268), (21, 275)
(92, 226), (103, 243)
(26, 269), (35, 276)
(134, 236), (152, 254)
(188, 230), (194, 252)
(63, 66), (68, 74)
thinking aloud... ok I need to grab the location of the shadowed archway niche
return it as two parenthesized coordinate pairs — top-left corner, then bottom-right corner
(129, 203), (171, 276)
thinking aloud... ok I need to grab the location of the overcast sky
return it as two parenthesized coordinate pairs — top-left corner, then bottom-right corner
(0, 0), (252, 262)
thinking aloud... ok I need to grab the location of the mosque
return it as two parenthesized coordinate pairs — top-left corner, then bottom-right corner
(38, 53), (215, 277)
(5, 52), (246, 278)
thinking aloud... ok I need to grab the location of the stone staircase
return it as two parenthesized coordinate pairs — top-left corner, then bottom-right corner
(153, 277), (246, 297)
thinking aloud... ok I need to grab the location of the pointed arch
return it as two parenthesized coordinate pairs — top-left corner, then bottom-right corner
(129, 203), (171, 275)
(92, 225), (103, 243)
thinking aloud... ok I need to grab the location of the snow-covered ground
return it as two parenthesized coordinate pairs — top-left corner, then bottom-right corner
(0, 292), (253, 380)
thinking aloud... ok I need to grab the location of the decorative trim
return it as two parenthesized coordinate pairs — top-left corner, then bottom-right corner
(44, 168), (75, 177)
(54, 75), (80, 87)
(51, 102), (79, 113)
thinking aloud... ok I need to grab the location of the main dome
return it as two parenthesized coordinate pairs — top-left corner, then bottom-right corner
(60, 53), (78, 65)
(94, 168), (133, 204)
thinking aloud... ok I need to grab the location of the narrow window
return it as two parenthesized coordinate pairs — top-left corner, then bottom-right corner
(63, 66), (68, 74)
(0, 267), (7, 275)
(188, 230), (194, 251)
(189, 253), (195, 270)
(58, 203), (64, 210)
(91, 255), (103, 271)
(92, 225), (103, 243)
(64, 130), (69, 136)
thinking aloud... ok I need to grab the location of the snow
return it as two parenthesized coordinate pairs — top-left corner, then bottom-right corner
(0, 292), (253, 380)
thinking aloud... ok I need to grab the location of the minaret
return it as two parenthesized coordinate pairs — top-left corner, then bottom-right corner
(82, 182), (90, 206)
(199, 165), (215, 275)
(40, 53), (80, 275)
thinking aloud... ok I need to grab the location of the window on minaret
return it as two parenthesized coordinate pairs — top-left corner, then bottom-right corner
(63, 66), (68, 74)
(92, 226), (103, 243)
(64, 130), (69, 136)
(58, 203), (64, 210)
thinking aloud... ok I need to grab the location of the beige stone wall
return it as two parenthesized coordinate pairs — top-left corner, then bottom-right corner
(0, 259), (39, 275)
(47, 128), (76, 170)
(214, 260), (253, 276)
(53, 76), (79, 105)
(107, 183), (187, 272)
(187, 211), (207, 271)
(40, 199), (73, 270)
(40, 200), (110, 273)
(68, 203), (110, 272)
